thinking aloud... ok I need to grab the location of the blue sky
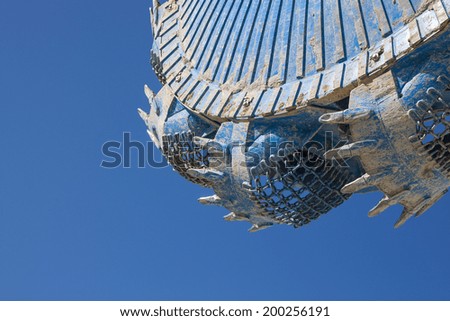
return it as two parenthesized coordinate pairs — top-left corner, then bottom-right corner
(0, 0), (449, 300)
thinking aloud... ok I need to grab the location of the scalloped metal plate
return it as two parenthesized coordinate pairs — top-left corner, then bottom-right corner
(151, 0), (450, 121)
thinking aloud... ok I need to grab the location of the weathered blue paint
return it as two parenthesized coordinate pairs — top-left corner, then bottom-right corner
(141, 0), (450, 231)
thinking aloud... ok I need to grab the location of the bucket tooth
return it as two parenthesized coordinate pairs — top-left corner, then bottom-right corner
(198, 195), (224, 206)
(224, 213), (248, 222)
(319, 108), (373, 125)
(394, 208), (415, 229)
(193, 136), (215, 149)
(224, 213), (237, 222)
(187, 169), (224, 182)
(138, 108), (148, 122)
(147, 129), (156, 140)
(151, 0), (160, 27)
(325, 140), (377, 160)
(341, 174), (375, 194)
(248, 223), (273, 233)
(144, 84), (155, 100)
(369, 196), (395, 217)
(369, 191), (409, 217)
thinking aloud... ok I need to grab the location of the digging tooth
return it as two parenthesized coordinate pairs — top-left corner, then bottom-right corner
(138, 108), (148, 122)
(319, 108), (373, 125)
(248, 223), (273, 233)
(224, 213), (248, 222)
(341, 174), (376, 194)
(394, 208), (415, 229)
(187, 169), (224, 182)
(324, 140), (377, 160)
(198, 195), (224, 206)
(369, 191), (409, 217)
(369, 196), (395, 217)
(144, 84), (155, 100)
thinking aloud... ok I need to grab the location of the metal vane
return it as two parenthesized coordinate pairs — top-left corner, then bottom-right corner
(140, 0), (450, 231)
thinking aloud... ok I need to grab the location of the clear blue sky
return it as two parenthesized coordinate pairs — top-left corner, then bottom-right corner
(0, 0), (449, 301)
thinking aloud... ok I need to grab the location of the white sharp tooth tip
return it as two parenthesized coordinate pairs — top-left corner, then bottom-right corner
(248, 223), (272, 232)
(368, 197), (395, 217)
(319, 109), (372, 124)
(224, 213), (236, 222)
(144, 85), (154, 98)
(138, 108), (148, 121)
(187, 169), (224, 182)
(341, 174), (373, 194)
(198, 195), (222, 205)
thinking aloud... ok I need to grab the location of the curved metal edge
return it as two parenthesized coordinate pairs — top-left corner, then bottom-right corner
(151, 0), (450, 121)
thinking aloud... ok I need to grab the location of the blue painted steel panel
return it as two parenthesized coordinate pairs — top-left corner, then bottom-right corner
(142, 0), (450, 231)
